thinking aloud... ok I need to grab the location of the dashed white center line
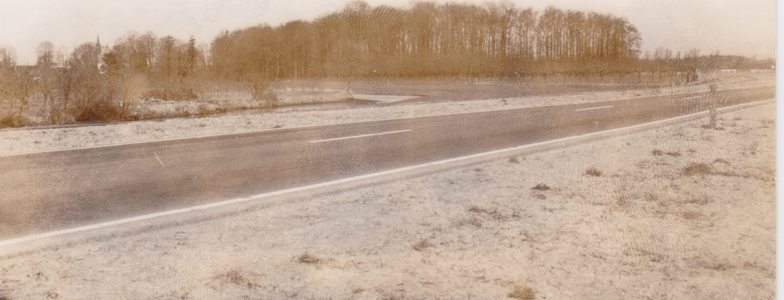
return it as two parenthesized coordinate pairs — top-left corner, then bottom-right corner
(575, 105), (614, 112)
(309, 129), (412, 143)
(681, 96), (702, 100)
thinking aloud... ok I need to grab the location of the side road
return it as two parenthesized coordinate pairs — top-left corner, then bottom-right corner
(0, 101), (774, 299)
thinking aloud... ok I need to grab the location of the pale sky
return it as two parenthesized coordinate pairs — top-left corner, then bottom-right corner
(0, 0), (776, 65)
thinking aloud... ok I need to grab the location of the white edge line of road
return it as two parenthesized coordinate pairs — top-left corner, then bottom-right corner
(574, 105), (613, 112)
(0, 85), (769, 158)
(308, 129), (412, 143)
(0, 98), (774, 252)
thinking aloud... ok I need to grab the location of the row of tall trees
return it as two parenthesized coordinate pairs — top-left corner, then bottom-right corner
(211, 1), (642, 80)
(107, 32), (204, 82)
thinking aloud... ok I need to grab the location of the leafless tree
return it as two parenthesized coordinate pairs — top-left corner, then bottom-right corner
(36, 41), (57, 112)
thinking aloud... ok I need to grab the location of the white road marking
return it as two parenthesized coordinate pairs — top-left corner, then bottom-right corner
(575, 105), (613, 112)
(681, 96), (702, 100)
(154, 151), (165, 167)
(309, 129), (412, 143)
(351, 94), (421, 102)
(0, 99), (773, 249)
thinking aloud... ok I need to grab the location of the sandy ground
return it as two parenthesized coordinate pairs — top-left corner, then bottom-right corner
(0, 73), (773, 156)
(0, 100), (775, 298)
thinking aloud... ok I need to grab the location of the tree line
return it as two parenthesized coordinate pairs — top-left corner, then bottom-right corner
(0, 1), (774, 127)
(211, 1), (643, 80)
(0, 33), (209, 125)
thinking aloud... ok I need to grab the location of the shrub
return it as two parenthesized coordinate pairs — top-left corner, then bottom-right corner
(73, 102), (125, 122)
(0, 115), (27, 128)
(48, 108), (76, 125)
(247, 77), (279, 108)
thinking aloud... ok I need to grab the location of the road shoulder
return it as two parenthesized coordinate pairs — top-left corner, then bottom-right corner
(0, 101), (774, 299)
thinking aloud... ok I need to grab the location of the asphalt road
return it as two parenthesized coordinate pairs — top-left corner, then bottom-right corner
(0, 86), (774, 240)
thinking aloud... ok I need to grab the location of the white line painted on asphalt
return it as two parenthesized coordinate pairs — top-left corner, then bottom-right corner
(154, 151), (165, 167)
(681, 96), (702, 100)
(575, 105), (613, 112)
(308, 129), (412, 143)
(0, 99), (774, 249)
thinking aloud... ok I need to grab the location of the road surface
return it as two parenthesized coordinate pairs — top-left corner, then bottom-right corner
(0, 86), (774, 240)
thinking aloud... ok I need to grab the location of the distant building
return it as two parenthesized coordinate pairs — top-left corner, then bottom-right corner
(750, 69), (773, 74)
(720, 69), (737, 73)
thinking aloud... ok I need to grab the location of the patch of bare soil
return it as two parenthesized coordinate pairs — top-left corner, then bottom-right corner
(0, 102), (774, 299)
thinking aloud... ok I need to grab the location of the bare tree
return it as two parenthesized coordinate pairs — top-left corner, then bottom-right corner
(36, 41), (57, 112)
(186, 36), (198, 77)
(0, 46), (16, 69)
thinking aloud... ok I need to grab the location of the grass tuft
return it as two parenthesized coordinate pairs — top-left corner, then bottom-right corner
(652, 149), (680, 157)
(297, 252), (320, 264)
(684, 197), (710, 205)
(453, 217), (483, 228)
(212, 269), (256, 289)
(223, 270), (247, 285)
(508, 285), (536, 299)
(683, 163), (712, 176)
(681, 211), (704, 220)
(585, 167), (602, 177)
(468, 206), (486, 213)
(413, 238), (434, 251)
(468, 206), (507, 220)
(531, 183), (551, 191)
(713, 158), (730, 164)
(705, 263), (732, 271)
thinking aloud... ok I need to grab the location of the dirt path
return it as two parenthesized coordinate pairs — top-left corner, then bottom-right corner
(0, 100), (774, 299)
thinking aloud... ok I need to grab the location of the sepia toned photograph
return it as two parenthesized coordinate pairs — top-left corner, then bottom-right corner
(0, 0), (776, 298)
